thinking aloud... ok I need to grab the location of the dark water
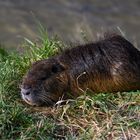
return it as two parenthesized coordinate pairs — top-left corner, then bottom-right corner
(0, 0), (140, 49)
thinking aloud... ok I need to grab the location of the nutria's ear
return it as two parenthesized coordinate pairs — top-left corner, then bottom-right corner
(51, 62), (65, 73)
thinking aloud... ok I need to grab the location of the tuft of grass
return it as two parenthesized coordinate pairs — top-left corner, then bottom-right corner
(0, 29), (140, 139)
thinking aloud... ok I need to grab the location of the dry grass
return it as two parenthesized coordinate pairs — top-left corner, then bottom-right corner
(30, 92), (140, 140)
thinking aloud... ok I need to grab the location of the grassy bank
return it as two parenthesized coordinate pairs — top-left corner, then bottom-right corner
(0, 29), (140, 140)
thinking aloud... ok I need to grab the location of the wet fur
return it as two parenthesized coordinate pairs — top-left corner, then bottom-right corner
(22, 34), (140, 106)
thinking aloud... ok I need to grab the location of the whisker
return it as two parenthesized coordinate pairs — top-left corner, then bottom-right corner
(36, 86), (56, 105)
(38, 93), (54, 105)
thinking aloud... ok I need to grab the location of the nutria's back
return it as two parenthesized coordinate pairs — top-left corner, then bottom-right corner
(58, 35), (140, 92)
(21, 34), (140, 106)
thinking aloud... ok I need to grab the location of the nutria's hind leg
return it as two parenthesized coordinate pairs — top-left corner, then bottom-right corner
(111, 61), (140, 91)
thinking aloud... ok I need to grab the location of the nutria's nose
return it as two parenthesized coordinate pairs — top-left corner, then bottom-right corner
(21, 88), (31, 96)
(21, 88), (35, 105)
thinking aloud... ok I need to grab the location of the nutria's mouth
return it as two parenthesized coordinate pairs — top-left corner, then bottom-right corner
(21, 93), (36, 106)
(24, 98), (35, 106)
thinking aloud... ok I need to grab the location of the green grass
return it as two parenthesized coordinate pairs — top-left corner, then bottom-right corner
(0, 28), (140, 140)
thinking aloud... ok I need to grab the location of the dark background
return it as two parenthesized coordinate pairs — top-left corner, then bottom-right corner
(0, 0), (140, 49)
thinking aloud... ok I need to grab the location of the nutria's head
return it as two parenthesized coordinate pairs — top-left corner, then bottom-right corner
(21, 58), (68, 106)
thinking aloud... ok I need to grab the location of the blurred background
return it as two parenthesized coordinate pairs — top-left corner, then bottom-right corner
(0, 0), (140, 50)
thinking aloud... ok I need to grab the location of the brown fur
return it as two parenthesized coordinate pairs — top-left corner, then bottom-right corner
(21, 34), (140, 106)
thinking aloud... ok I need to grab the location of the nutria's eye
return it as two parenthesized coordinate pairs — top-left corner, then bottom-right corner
(51, 63), (65, 73)
(52, 65), (59, 73)
(40, 77), (47, 80)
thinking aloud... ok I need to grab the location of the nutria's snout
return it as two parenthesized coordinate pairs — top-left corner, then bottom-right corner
(21, 87), (35, 106)
(21, 34), (140, 106)
(20, 85), (56, 106)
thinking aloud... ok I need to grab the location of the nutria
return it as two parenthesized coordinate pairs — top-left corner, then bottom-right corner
(21, 34), (140, 106)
